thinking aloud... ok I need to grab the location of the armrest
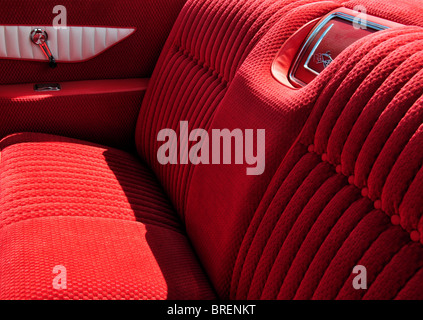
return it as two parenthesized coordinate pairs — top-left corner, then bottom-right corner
(0, 78), (148, 151)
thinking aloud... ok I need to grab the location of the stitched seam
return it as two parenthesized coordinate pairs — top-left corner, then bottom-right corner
(175, 44), (229, 85)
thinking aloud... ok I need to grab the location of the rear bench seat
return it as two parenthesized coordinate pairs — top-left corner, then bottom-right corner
(1, 0), (423, 299)
(0, 133), (214, 299)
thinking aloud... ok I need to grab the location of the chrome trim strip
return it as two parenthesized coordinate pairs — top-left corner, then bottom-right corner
(304, 23), (334, 76)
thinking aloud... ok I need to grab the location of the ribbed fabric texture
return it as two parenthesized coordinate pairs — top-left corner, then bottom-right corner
(185, 0), (343, 298)
(0, 133), (215, 299)
(136, 0), (333, 217)
(0, 217), (215, 300)
(231, 26), (423, 300)
(0, 133), (178, 229)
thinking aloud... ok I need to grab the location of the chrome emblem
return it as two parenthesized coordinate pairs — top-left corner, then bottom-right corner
(314, 51), (333, 69)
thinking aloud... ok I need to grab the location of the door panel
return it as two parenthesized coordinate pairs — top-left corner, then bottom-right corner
(0, 0), (187, 85)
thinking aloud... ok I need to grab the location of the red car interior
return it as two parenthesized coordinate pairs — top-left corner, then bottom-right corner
(0, 0), (423, 300)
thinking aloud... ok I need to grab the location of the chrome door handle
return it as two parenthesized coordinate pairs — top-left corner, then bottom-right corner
(30, 28), (57, 68)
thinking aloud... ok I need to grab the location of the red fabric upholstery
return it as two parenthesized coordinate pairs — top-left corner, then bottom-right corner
(136, 0), (339, 217)
(136, 0), (344, 297)
(1, 0), (423, 301)
(135, 0), (423, 300)
(0, 133), (215, 299)
(186, 1), (343, 297)
(231, 26), (423, 300)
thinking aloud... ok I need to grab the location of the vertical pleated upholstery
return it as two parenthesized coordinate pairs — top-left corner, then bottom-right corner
(137, 0), (423, 299)
(135, 0), (340, 218)
(136, 0), (347, 298)
(186, 0), (343, 298)
(231, 26), (423, 299)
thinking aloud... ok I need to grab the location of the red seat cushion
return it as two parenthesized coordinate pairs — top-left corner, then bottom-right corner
(0, 133), (214, 299)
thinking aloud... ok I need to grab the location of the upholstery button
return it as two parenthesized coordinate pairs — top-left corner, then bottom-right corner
(374, 200), (382, 210)
(411, 230), (420, 242)
(308, 145), (314, 153)
(321, 153), (328, 162)
(336, 165), (342, 174)
(391, 215), (401, 226)
(348, 175), (355, 185)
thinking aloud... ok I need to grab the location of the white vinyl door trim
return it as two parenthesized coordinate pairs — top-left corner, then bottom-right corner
(0, 25), (136, 62)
